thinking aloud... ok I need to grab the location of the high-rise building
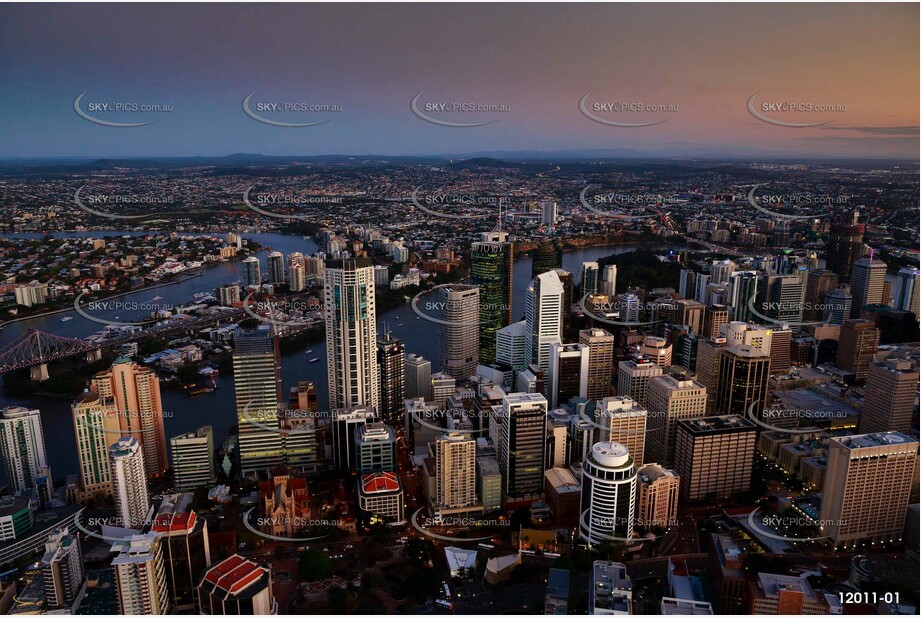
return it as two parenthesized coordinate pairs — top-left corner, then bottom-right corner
(825, 209), (866, 283)
(241, 256), (261, 288)
(113, 533), (171, 615)
(600, 264), (618, 297)
(497, 320), (530, 376)
(589, 561), (633, 614)
(581, 262), (600, 295)
(767, 326), (793, 375)
(170, 426), (215, 492)
(548, 342), (585, 409)
(198, 554), (275, 614)
(727, 271), (758, 322)
(836, 319), (880, 381)
(635, 464), (679, 531)
(713, 345), (770, 417)
(431, 372), (456, 408)
(531, 237), (562, 281)
(355, 423), (397, 473)
(433, 431), (479, 518)
(405, 353), (433, 401)
(674, 299), (705, 334)
(287, 262), (307, 291)
(110, 436), (150, 529)
(0, 406), (51, 495)
(823, 287), (852, 325)
(895, 267), (920, 317)
(674, 415), (756, 502)
(541, 200), (558, 226)
(526, 270), (565, 379)
(579, 328), (615, 401)
(266, 251), (285, 284)
(499, 392), (548, 503)
(702, 305), (729, 339)
(376, 331), (405, 426)
(639, 336), (672, 367)
(580, 443), (637, 545)
(859, 358), (919, 433)
(646, 375), (708, 468)
(218, 284), (241, 306)
(820, 432), (918, 548)
(441, 284), (480, 380)
(720, 321), (772, 354)
(758, 274), (804, 327)
(332, 406), (378, 471)
(283, 381), (327, 474)
(151, 510), (212, 611)
(72, 392), (122, 501)
(233, 328), (283, 474)
(41, 527), (84, 610)
(616, 358), (663, 407)
(804, 270), (839, 321)
(91, 358), (168, 476)
(470, 231), (513, 362)
(324, 257), (381, 411)
(850, 255), (887, 318)
(594, 396), (647, 465)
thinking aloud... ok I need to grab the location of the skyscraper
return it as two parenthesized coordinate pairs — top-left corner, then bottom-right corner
(836, 319), (880, 381)
(616, 357), (663, 407)
(332, 406), (378, 471)
(895, 267), (920, 317)
(713, 345), (770, 417)
(702, 305), (729, 339)
(825, 209), (866, 283)
(646, 375), (708, 468)
(170, 426), (215, 492)
(377, 331), (405, 426)
(355, 423), (397, 473)
(674, 415), (756, 502)
(496, 320), (530, 375)
(241, 256), (261, 288)
(820, 432), (918, 548)
(113, 533), (171, 615)
(850, 255), (887, 318)
(600, 264), (618, 297)
(233, 328), (283, 474)
(579, 442), (637, 545)
(433, 432), (478, 520)
(110, 436), (150, 529)
(639, 336), (672, 367)
(470, 231), (513, 362)
(594, 396), (647, 466)
(324, 257), (381, 411)
(91, 359), (168, 476)
(266, 251), (285, 284)
(404, 353), (432, 401)
(526, 270), (565, 380)
(197, 555), (275, 615)
(441, 284), (480, 380)
(581, 262), (599, 295)
(635, 464), (680, 531)
(579, 328), (615, 402)
(531, 237), (562, 280)
(823, 287), (852, 325)
(151, 510), (212, 611)
(72, 392), (121, 501)
(758, 274), (804, 327)
(0, 406), (51, 495)
(859, 358), (919, 433)
(804, 270), (839, 321)
(548, 342), (585, 409)
(41, 527), (84, 610)
(499, 392), (548, 504)
(727, 271), (758, 322)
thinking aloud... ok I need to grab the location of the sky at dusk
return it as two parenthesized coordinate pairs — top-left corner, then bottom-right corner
(0, 3), (917, 159)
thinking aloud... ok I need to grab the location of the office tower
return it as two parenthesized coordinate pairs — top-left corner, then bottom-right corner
(241, 256), (261, 288)
(531, 237), (562, 280)
(91, 358), (168, 476)
(672, 326), (699, 371)
(820, 432), (918, 548)
(218, 284), (241, 306)
(288, 261), (307, 291)
(355, 423), (397, 473)
(767, 326), (792, 374)
(758, 274), (804, 326)
(646, 375), (708, 468)
(170, 426), (215, 492)
(616, 358), (662, 407)
(823, 287), (852, 325)
(555, 268), (575, 333)
(836, 319), (880, 380)
(615, 292), (641, 322)
(358, 472), (404, 523)
(499, 392), (549, 503)
(376, 331), (405, 426)
(804, 270), (839, 321)
(41, 527), (84, 610)
(282, 382), (326, 474)
(233, 328), (283, 474)
(496, 320), (530, 375)
(850, 255), (887, 318)
(674, 299), (705, 334)
(266, 251), (285, 284)
(826, 209), (866, 283)
(709, 259), (736, 285)
(579, 442), (637, 545)
(541, 200), (558, 225)
(110, 436), (150, 529)
(589, 561), (633, 614)
(720, 321), (771, 354)
(860, 358), (919, 433)
(198, 555), (275, 614)
(702, 305), (729, 339)
(579, 328), (615, 401)
(635, 464), (679, 530)
(324, 257), (381, 411)
(895, 267), (920, 316)
(727, 271), (758, 322)
(594, 396), (647, 465)
(526, 270), (565, 378)
(434, 432), (478, 518)
(405, 353), (433, 401)
(600, 264), (618, 297)
(546, 410), (570, 468)
(516, 364), (545, 394)
(441, 284), (480, 380)
(431, 372), (456, 408)
(470, 231), (513, 362)
(152, 510), (211, 611)
(332, 406), (378, 471)
(639, 336), (672, 367)
(674, 415), (756, 502)
(713, 345), (770, 417)
(113, 533), (171, 615)
(581, 262), (600, 295)
(72, 392), (121, 500)
(548, 343), (585, 409)
(0, 406), (50, 494)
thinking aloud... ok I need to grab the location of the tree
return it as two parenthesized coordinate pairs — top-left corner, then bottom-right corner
(298, 549), (332, 582)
